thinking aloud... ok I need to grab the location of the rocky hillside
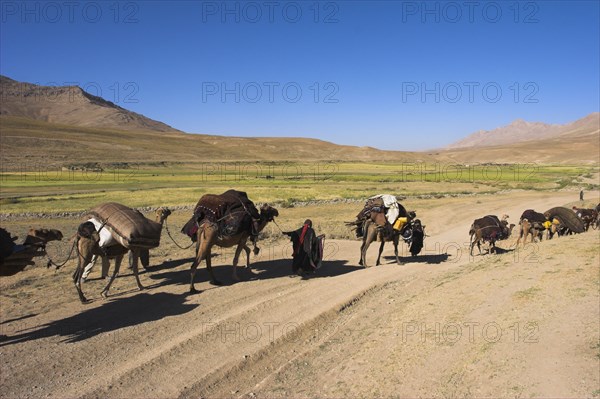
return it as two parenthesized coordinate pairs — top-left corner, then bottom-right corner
(0, 76), (178, 132)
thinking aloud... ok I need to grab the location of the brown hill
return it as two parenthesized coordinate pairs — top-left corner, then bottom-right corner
(0, 116), (432, 169)
(0, 76), (178, 133)
(446, 113), (599, 149)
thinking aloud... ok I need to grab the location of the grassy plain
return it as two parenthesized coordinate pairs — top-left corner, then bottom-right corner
(0, 162), (598, 215)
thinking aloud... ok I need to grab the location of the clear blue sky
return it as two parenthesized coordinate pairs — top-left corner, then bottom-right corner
(1, 0), (598, 150)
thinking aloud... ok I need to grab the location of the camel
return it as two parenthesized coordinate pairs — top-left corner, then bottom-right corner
(1, 228), (63, 276)
(544, 207), (585, 237)
(469, 214), (515, 256)
(188, 203), (278, 293)
(358, 211), (424, 267)
(72, 207), (171, 303)
(572, 206), (598, 231)
(515, 210), (549, 247)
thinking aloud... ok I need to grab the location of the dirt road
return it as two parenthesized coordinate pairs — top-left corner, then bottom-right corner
(1, 191), (598, 398)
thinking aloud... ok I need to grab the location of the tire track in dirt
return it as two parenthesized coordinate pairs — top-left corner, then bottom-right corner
(80, 258), (427, 398)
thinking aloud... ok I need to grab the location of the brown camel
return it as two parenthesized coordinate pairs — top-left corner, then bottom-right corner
(515, 209), (549, 247)
(189, 203), (278, 293)
(358, 208), (426, 267)
(72, 207), (171, 303)
(469, 214), (515, 256)
(359, 212), (400, 267)
(516, 219), (538, 247)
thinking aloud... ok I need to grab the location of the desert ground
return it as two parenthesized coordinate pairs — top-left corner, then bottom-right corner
(0, 189), (598, 399)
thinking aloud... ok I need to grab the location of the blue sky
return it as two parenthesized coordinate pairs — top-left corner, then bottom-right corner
(1, 0), (598, 150)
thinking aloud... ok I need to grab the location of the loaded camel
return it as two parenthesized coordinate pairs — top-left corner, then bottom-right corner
(352, 196), (424, 267)
(544, 207), (585, 239)
(72, 206), (171, 303)
(469, 214), (515, 255)
(182, 190), (278, 293)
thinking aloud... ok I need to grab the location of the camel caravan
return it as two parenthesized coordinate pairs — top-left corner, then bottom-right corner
(468, 204), (593, 256)
(1, 191), (598, 303)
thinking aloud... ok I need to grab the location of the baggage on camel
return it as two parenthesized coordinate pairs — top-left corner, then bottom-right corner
(181, 189), (261, 241)
(86, 202), (164, 249)
(350, 194), (410, 238)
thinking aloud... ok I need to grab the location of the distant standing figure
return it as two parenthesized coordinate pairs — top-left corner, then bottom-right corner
(580, 190), (584, 201)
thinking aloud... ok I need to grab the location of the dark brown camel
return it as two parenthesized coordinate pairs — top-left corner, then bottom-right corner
(469, 214), (515, 255)
(189, 203), (278, 293)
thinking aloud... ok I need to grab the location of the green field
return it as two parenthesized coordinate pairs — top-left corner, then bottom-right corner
(1, 162), (597, 215)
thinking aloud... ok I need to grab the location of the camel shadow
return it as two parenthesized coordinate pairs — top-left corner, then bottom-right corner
(470, 247), (515, 256)
(146, 257), (195, 272)
(0, 313), (38, 325)
(249, 259), (358, 280)
(381, 253), (451, 265)
(0, 292), (197, 346)
(146, 256), (361, 290)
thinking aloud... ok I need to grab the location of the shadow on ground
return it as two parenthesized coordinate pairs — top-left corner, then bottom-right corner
(147, 254), (362, 290)
(381, 253), (451, 264)
(0, 292), (197, 346)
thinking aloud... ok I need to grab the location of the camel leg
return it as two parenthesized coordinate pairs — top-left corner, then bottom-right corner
(359, 239), (366, 266)
(190, 229), (204, 294)
(73, 263), (88, 303)
(469, 234), (476, 256)
(130, 250), (144, 291)
(360, 238), (370, 268)
(205, 249), (222, 286)
(232, 243), (245, 281)
(376, 237), (385, 266)
(243, 245), (252, 268)
(189, 256), (201, 294)
(361, 223), (377, 268)
(101, 254), (124, 298)
(73, 240), (90, 303)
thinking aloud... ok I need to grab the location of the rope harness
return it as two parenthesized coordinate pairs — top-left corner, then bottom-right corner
(164, 218), (195, 250)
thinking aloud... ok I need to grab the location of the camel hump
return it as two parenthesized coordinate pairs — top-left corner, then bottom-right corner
(86, 202), (163, 249)
(544, 207), (585, 233)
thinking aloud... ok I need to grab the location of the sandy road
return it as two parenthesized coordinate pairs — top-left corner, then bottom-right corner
(0, 191), (598, 398)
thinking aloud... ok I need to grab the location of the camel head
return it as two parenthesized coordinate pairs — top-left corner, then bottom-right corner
(27, 228), (64, 244)
(500, 219), (515, 238)
(259, 204), (279, 222)
(77, 222), (100, 243)
(155, 207), (172, 223)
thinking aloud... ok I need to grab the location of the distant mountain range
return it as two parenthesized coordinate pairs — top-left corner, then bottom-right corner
(446, 113), (599, 149)
(0, 76), (598, 165)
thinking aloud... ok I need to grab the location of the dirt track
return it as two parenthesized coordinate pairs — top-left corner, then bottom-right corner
(1, 191), (598, 398)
